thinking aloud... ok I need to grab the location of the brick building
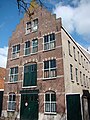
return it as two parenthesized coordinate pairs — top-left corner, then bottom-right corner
(0, 67), (6, 117)
(2, 1), (90, 120)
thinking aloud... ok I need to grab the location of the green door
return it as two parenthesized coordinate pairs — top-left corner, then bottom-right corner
(66, 94), (82, 120)
(20, 93), (38, 120)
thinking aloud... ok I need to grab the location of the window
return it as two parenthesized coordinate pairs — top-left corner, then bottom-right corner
(7, 93), (16, 111)
(73, 47), (76, 61)
(32, 39), (38, 53)
(68, 41), (72, 56)
(75, 68), (78, 83)
(78, 51), (80, 64)
(83, 74), (86, 87)
(26, 19), (38, 34)
(44, 59), (56, 78)
(80, 71), (83, 85)
(24, 41), (30, 55)
(45, 91), (56, 113)
(9, 67), (18, 82)
(23, 63), (37, 87)
(12, 44), (20, 58)
(86, 76), (88, 88)
(70, 64), (73, 80)
(32, 19), (38, 32)
(81, 55), (84, 67)
(44, 33), (55, 50)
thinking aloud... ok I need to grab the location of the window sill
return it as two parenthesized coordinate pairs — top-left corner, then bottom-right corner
(7, 110), (15, 112)
(23, 54), (31, 57)
(71, 80), (74, 82)
(11, 57), (19, 60)
(43, 48), (55, 52)
(22, 86), (37, 89)
(43, 77), (57, 80)
(8, 81), (18, 84)
(44, 112), (57, 115)
(25, 30), (38, 35)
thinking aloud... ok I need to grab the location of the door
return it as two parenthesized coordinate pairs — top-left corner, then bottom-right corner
(20, 93), (38, 120)
(66, 94), (82, 120)
(0, 91), (3, 117)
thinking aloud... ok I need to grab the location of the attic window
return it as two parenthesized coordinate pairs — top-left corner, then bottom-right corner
(26, 19), (38, 34)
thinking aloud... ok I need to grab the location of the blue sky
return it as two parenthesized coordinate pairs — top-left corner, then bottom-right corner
(0, 0), (90, 68)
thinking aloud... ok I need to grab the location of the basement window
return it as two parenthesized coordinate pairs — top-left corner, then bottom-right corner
(45, 91), (56, 114)
(7, 93), (16, 111)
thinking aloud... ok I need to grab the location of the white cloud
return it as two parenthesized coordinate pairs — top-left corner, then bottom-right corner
(53, 0), (90, 40)
(0, 46), (8, 68)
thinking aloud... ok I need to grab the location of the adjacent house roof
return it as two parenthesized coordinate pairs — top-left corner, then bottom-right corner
(0, 67), (6, 90)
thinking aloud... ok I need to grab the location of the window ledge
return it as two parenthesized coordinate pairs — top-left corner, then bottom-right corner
(43, 77), (57, 80)
(43, 48), (55, 52)
(11, 57), (19, 61)
(7, 110), (15, 112)
(8, 81), (18, 84)
(22, 86), (37, 89)
(23, 54), (31, 57)
(25, 30), (38, 36)
(71, 80), (74, 82)
(44, 112), (57, 115)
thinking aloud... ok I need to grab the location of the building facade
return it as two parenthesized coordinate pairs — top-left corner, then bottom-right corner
(2, 2), (90, 120)
(0, 67), (6, 117)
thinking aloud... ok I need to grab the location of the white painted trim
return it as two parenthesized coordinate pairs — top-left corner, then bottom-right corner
(0, 89), (4, 91)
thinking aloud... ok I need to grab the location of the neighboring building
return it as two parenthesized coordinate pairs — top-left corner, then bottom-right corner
(0, 67), (6, 117)
(2, 1), (90, 120)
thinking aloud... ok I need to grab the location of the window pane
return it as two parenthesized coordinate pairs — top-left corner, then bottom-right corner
(45, 94), (50, 101)
(50, 59), (56, 68)
(13, 46), (16, 52)
(25, 41), (30, 48)
(44, 61), (49, 69)
(44, 36), (48, 43)
(50, 33), (55, 41)
(17, 44), (20, 51)
(51, 94), (56, 101)
(15, 67), (18, 74)
(45, 103), (50, 112)
(51, 103), (56, 112)
(27, 22), (31, 30)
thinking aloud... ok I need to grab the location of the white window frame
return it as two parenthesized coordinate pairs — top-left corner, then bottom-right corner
(75, 68), (78, 83)
(32, 39), (38, 53)
(24, 41), (30, 56)
(70, 64), (73, 81)
(12, 44), (20, 58)
(44, 91), (56, 114)
(9, 67), (18, 82)
(26, 19), (38, 34)
(44, 59), (56, 79)
(80, 71), (83, 86)
(68, 40), (72, 56)
(44, 33), (55, 51)
(7, 93), (16, 111)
